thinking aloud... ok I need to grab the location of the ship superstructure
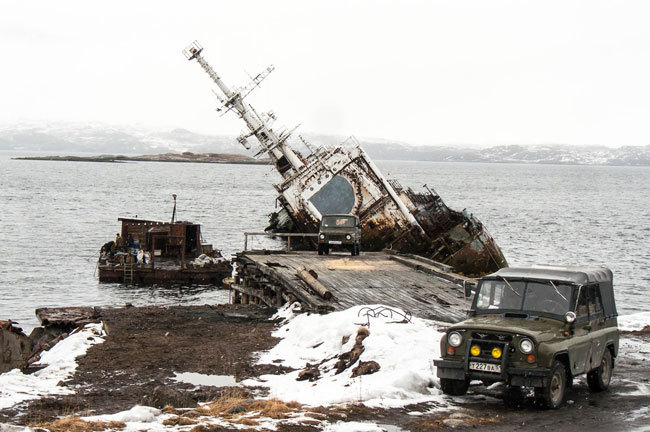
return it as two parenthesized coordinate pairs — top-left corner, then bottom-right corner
(184, 41), (507, 275)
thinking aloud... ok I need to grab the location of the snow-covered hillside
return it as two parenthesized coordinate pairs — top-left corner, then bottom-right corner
(2, 122), (648, 165)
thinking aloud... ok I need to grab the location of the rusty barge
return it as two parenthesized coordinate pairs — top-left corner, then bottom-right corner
(98, 214), (231, 285)
(184, 41), (507, 277)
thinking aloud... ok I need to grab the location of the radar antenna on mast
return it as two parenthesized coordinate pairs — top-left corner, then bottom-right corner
(183, 40), (304, 178)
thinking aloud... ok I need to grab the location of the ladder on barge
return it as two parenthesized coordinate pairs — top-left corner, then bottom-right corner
(123, 263), (134, 284)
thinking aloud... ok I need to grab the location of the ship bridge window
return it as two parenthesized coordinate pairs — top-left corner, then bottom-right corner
(309, 175), (356, 215)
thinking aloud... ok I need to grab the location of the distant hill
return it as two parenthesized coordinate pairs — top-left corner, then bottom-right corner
(1, 123), (648, 166)
(0, 123), (241, 154)
(359, 142), (650, 166)
(12, 152), (267, 165)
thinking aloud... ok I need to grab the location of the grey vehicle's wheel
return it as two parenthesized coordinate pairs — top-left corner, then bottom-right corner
(325, 246), (330, 255)
(536, 360), (567, 409)
(440, 378), (469, 396)
(587, 349), (612, 392)
(318, 245), (324, 255)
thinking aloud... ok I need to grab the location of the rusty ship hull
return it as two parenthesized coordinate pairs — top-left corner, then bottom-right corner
(265, 140), (507, 276)
(184, 41), (507, 276)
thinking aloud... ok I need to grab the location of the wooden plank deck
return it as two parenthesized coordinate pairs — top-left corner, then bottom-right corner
(233, 251), (474, 323)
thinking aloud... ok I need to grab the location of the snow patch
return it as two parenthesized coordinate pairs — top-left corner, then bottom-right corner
(0, 323), (105, 410)
(83, 405), (161, 423)
(246, 304), (447, 408)
(618, 312), (650, 332)
(323, 421), (387, 432)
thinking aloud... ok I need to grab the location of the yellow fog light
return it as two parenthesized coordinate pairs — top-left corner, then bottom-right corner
(470, 345), (481, 356)
(491, 347), (502, 359)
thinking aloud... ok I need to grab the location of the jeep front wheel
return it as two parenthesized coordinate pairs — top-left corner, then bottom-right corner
(587, 349), (612, 392)
(440, 378), (469, 396)
(536, 360), (567, 409)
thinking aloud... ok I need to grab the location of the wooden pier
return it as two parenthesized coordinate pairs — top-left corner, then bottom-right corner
(230, 250), (475, 323)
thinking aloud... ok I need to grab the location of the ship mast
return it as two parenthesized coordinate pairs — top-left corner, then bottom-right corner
(183, 41), (304, 178)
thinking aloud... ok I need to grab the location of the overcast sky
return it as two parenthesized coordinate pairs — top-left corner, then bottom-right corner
(1, 0), (649, 147)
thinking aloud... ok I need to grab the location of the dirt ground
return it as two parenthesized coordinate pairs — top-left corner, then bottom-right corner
(1, 304), (649, 431)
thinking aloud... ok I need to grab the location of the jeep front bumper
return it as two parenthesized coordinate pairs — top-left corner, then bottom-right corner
(433, 359), (551, 387)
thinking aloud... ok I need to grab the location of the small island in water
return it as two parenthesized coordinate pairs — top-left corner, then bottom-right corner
(13, 152), (270, 165)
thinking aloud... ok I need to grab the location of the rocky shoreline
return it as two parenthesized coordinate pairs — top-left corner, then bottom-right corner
(1, 304), (649, 431)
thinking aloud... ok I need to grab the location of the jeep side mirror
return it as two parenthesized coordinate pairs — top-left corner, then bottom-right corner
(565, 311), (576, 324)
(464, 281), (473, 298)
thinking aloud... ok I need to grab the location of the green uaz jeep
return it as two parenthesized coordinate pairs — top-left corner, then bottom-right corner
(434, 266), (619, 409)
(318, 214), (361, 256)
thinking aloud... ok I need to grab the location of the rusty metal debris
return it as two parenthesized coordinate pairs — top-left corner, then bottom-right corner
(357, 306), (413, 328)
(185, 41), (507, 277)
(0, 320), (32, 373)
(1, 307), (102, 373)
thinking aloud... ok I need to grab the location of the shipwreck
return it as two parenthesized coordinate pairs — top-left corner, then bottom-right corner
(184, 41), (507, 276)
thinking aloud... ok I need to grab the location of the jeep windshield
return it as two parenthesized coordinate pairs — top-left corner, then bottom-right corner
(474, 279), (573, 318)
(321, 216), (356, 228)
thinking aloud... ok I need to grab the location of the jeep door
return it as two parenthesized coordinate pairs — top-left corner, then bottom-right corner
(569, 286), (592, 375)
(585, 284), (608, 372)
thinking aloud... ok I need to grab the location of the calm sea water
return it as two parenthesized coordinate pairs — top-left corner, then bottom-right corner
(1, 153), (648, 331)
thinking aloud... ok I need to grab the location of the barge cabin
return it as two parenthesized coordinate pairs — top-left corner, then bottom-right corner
(98, 217), (232, 284)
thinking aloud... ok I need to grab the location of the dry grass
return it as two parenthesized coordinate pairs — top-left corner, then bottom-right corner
(230, 417), (259, 426)
(249, 399), (302, 419)
(31, 417), (125, 432)
(162, 415), (198, 426)
(198, 395), (302, 420)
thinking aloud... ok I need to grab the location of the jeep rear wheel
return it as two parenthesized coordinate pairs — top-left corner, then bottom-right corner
(536, 360), (567, 409)
(440, 378), (469, 396)
(587, 349), (612, 392)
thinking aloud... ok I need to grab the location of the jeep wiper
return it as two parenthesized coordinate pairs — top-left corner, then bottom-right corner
(549, 280), (567, 302)
(501, 277), (521, 296)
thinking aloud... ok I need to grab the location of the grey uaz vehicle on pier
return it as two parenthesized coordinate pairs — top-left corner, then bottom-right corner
(318, 214), (361, 256)
(434, 266), (619, 409)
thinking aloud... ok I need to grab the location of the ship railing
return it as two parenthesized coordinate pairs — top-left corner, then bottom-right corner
(243, 232), (319, 252)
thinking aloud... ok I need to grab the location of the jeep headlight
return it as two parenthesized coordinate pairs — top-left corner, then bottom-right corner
(519, 338), (534, 354)
(346, 234), (351, 240)
(447, 331), (462, 347)
(319, 234), (325, 239)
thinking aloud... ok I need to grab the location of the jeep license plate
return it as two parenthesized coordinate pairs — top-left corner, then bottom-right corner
(329, 241), (342, 245)
(469, 362), (501, 373)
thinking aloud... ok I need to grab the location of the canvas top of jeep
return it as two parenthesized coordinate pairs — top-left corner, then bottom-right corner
(468, 265), (617, 321)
